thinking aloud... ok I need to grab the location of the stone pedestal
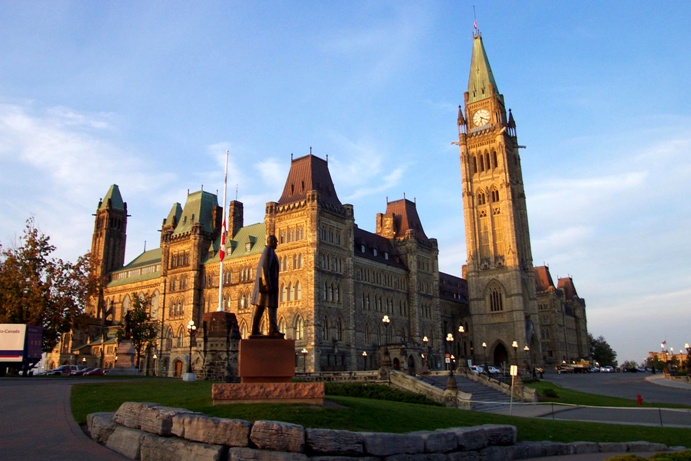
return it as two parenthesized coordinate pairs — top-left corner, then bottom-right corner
(212, 338), (324, 405)
(107, 340), (141, 376)
(238, 338), (295, 383)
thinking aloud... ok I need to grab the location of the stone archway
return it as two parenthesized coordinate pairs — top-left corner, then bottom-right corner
(173, 359), (183, 377)
(392, 357), (400, 370)
(493, 342), (508, 368)
(407, 355), (416, 375)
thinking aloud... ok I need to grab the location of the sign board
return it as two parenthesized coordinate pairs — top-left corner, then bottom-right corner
(0, 324), (27, 362)
(445, 357), (451, 364)
(510, 365), (518, 376)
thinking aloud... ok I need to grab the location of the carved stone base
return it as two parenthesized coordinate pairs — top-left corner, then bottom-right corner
(212, 382), (324, 405)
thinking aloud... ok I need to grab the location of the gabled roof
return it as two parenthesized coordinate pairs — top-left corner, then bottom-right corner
(534, 266), (556, 293)
(557, 276), (580, 300)
(173, 190), (218, 236)
(353, 227), (407, 270)
(99, 184), (125, 211)
(384, 199), (428, 240)
(467, 33), (499, 104)
(164, 202), (182, 227)
(207, 222), (266, 263)
(278, 154), (342, 209)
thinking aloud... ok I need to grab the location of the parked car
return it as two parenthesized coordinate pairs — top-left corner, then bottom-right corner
(71, 367), (92, 376)
(601, 366), (614, 373)
(487, 366), (501, 374)
(469, 365), (484, 374)
(46, 365), (82, 375)
(84, 368), (105, 376)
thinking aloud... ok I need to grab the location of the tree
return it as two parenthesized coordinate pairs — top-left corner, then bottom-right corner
(589, 333), (618, 367)
(0, 218), (95, 351)
(117, 293), (160, 368)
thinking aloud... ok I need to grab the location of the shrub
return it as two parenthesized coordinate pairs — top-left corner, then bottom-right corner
(541, 388), (559, 398)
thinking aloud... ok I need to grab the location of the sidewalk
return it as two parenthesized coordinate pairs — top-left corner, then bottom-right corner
(646, 374), (691, 391)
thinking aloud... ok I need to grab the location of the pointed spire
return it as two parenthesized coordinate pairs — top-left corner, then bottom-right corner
(457, 105), (466, 127)
(467, 33), (499, 104)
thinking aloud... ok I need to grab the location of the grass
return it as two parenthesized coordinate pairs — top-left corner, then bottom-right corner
(525, 380), (691, 409)
(72, 379), (690, 447)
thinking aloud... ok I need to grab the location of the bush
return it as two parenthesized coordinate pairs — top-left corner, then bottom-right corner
(541, 388), (559, 399)
(325, 383), (441, 406)
(650, 451), (691, 461)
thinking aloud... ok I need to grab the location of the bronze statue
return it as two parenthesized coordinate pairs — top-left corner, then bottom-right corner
(250, 234), (283, 338)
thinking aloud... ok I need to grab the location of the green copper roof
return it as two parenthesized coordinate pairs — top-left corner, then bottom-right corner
(165, 202), (182, 227)
(173, 190), (218, 236)
(100, 184), (125, 211)
(467, 34), (498, 104)
(207, 222), (266, 263)
(107, 248), (162, 287)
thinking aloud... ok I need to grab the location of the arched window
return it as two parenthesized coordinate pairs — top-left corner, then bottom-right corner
(278, 317), (287, 338)
(491, 188), (500, 202)
(295, 315), (304, 340)
(322, 316), (329, 340)
(281, 284), (287, 302)
(336, 319), (343, 342)
(492, 150), (498, 168)
(477, 191), (486, 205)
(489, 284), (504, 312)
(239, 321), (248, 339)
(485, 152), (491, 171)
(287, 282), (293, 301)
(294, 281), (301, 300)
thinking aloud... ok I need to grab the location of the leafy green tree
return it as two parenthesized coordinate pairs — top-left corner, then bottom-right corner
(117, 293), (160, 368)
(0, 218), (95, 351)
(589, 333), (618, 367)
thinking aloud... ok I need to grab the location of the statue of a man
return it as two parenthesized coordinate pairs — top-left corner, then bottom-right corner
(250, 234), (283, 338)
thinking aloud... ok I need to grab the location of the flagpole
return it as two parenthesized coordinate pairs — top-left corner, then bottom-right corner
(217, 149), (229, 312)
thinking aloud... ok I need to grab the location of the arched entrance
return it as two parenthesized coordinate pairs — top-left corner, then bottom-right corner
(407, 355), (416, 375)
(392, 357), (400, 370)
(173, 359), (183, 377)
(493, 343), (508, 368)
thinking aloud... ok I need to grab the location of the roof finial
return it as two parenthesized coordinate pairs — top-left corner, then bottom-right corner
(310, 146), (312, 155)
(473, 5), (479, 37)
(235, 184), (238, 201)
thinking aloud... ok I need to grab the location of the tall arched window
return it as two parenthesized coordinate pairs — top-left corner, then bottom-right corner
(281, 284), (287, 302)
(295, 315), (304, 340)
(294, 281), (301, 300)
(489, 285), (504, 312)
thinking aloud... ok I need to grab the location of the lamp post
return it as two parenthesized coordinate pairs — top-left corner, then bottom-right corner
(457, 326), (465, 371)
(187, 320), (196, 374)
(381, 315), (391, 368)
(422, 336), (429, 371)
(362, 351), (367, 370)
(685, 343), (690, 376)
(301, 348), (308, 373)
(524, 345), (530, 374)
(446, 333), (454, 372)
(482, 342), (487, 375)
(152, 354), (157, 377)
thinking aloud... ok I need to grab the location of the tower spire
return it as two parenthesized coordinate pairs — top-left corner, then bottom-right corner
(467, 33), (498, 104)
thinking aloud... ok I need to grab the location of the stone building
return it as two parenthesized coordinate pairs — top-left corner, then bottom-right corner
(45, 27), (588, 376)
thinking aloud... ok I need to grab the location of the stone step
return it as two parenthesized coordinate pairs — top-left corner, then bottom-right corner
(417, 374), (513, 412)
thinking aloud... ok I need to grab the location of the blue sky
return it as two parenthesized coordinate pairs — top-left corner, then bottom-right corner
(1, 1), (690, 364)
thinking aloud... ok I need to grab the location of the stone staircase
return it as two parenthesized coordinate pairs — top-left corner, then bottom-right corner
(418, 373), (513, 412)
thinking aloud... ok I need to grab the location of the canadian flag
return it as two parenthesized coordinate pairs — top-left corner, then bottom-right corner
(219, 219), (226, 262)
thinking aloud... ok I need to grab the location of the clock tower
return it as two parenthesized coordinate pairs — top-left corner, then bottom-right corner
(456, 30), (541, 369)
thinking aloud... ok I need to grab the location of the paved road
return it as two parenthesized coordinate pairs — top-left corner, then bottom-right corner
(0, 377), (128, 461)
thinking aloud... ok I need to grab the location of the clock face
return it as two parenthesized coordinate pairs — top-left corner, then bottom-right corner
(473, 109), (490, 127)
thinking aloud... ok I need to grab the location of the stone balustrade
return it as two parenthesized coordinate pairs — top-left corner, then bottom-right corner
(88, 401), (676, 460)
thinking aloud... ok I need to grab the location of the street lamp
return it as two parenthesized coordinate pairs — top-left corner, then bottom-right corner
(187, 320), (196, 374)
(381, 315), (391, 368)
(482, 342), (487, 375)
(301, 348), (308, 373)
(152, 354), (157, 377)
(422, 336), (430, 371)
(524, 345), (530, 374)
(362, 351), (367, 370)
(446, 333), (454, 371)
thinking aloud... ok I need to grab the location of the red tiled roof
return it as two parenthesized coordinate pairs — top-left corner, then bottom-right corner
(384, 198), (428, 240)
(557, 277), (579, 300)
(277, 154), (342, 209)
(534, 265), (555, 293)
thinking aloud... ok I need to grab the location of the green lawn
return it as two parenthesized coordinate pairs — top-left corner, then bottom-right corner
(525, 379), (691, 409)
(72, 379), (690, 447)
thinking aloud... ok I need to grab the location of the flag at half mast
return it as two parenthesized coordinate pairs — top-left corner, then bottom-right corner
(217, 149), (229, 312)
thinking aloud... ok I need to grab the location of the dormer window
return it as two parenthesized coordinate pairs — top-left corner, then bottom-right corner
(384, 252), (389, 260)
(245, 242), (251, 252)
(373, 248), (378, 257)
(360, 244), (366, 253)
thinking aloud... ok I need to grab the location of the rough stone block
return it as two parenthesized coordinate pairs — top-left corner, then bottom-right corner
(140, 433), (227, 461)
(447, 451), (481, 461)
(626, 441), (668, 453)
(537, 442), (574, 456)
(598, 442), (628, 453)
(411, 430), (458, 453)
(228, 447), (309, 460)
(480, 425), (516, 446)
(510, 442), (545, 460)
(140, 405), (197, 436)
(105, 425), (144, 459)
(572, 442), (600, 454)
(250, 420), (305, 453)
(305, 428), (364, 456)
(386, 454), (448, 461)
(478, 445), (515, 461)
(114, 402), (157, 429)
(172, 414), (251, 447)
(449, 427), (488, 451)
(361, 432), (425, 456)
(213, 382), (324, 404)
(87, 412), (117, 445)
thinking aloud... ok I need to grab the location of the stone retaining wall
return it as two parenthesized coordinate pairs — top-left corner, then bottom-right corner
(88, 401), (676, 461)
